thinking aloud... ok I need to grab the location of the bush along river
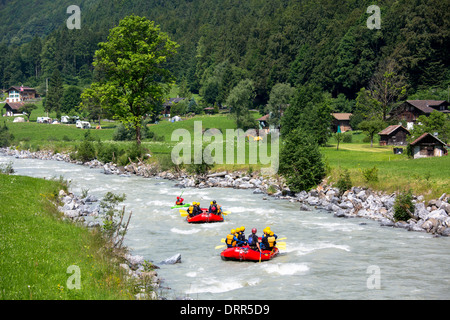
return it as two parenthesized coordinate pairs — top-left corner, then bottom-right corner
(1, 149), (450, 300)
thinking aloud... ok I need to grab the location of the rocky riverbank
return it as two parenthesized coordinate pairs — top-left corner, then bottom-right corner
(56, 188), (166, 300)
(2, 146), (450, 237)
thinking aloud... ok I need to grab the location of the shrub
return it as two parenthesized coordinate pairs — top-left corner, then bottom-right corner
(186, 144), (213, 176)
(336, 168), (352, 195)
(112, 120), (151, 141)
(343, 133), (352, 143)
(0, 161), (14, 174)
(362, 166), (379, 183)
(394, 189), (415, 221)
(97, 142), (120, 163)
(76, 132), (96, 163)
(0, 122), (14, 147)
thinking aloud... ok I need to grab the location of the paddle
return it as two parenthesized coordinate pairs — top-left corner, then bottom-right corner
(276, 242), (286, 249)
(179, 209), (188, 217)
(215, 244), (226, 250)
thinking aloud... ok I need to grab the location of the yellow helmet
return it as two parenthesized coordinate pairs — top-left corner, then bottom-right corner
(231, 229), (235, 234)
(241, 226), (245, 231)
(236, 227), (241, 232)
(210, 201), (213, 205)
(269, 231), (274, 236)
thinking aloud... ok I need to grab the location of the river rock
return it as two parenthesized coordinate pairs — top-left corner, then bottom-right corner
(64, 209), (81, 218)
(427, 209), (448, 222)
(238, 183), (254, 189)
(161, 253), (181, 265)
(380, 218), (395, 227)
(414, 202), (429, 220)
(125, 254), (145, 269)
(394, 221), (409, 229)
(334, 209), (347, 218)
(440, 228), (450, 237)
(421, 218), (440, 233)
(440, 203), (450, 215)
(299, 203), (311, 211)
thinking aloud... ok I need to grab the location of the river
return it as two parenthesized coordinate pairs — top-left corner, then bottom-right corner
(1, 154), (449, 300)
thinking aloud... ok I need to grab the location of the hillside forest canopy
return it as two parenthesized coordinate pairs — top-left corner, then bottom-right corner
(0, 0), (448, 123)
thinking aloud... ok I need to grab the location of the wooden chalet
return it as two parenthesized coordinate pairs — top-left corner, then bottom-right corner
(409, 132), (447, 159)
(331, 113), (352, 133)
(5, 86), (38, 103)
(378, 125), (410, 146)
(390, 100), (449, 130)
(3, 101), (25, 117)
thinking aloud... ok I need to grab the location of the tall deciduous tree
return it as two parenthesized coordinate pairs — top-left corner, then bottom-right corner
(81, 15), (178, 145)
(368, 59), (407, 121)
(266, 82), (295, 129)
(226, 79), (257, 130)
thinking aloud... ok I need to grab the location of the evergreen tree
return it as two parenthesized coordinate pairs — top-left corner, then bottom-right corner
(279, 128), (325, 193)
(45, 69), (64, 117)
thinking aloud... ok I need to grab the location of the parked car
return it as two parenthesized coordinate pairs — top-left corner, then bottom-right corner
(76, 120), (91, 129)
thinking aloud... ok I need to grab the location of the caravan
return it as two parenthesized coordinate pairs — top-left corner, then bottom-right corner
(76, 120), (91, 129)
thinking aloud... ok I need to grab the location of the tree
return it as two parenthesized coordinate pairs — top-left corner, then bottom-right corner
(266, 83), (295, 129)
(61, 86), (82, 114)
(279, 128), (325, 192)
(81, 15), (178, 145)
(18, 103), (37, 122)
(368, 59), (407, 121)
(226, 79), (257, 130)
(334, 132), (344, 151)
(349, 87), (381, 129)
(45, 69), (64, 117)
(359, 119), (386, 147)
(410, 111), (450, 143)
(281, 84), (332, 146)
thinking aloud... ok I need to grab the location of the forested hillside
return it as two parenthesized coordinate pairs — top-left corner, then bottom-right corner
(0, 0), (449, 105)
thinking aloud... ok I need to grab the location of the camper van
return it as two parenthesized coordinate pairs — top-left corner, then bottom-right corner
(37, 117), (52, 123)
(61, 115), (79, 124)
(76, 120), (91, 129)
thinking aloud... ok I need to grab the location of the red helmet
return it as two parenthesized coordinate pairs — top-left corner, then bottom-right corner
(252, 228), (257, 233)
(177, 197), (180, 199)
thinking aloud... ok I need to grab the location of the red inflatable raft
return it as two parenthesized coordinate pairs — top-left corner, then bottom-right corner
(220, 246), (279, 262)
(186, 209), (224, 223)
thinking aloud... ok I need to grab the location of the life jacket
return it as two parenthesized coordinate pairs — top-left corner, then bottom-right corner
(210, 205), (217, 213)
(226, 233), (235, 247)
(188, 206), (194, 215)
(267, 236), (276, 249)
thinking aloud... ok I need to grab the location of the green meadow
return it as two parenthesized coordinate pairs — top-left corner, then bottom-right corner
(0, 174), (135, 299)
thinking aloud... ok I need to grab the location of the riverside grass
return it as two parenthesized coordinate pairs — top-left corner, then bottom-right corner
(4, 114), (449, 199)
(0, 174), (133, 300)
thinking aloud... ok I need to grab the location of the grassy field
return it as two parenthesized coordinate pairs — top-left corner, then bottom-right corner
(2, 112), (449, 199)
(323, 139), (450, 200)
(0, 174), (134, 299)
